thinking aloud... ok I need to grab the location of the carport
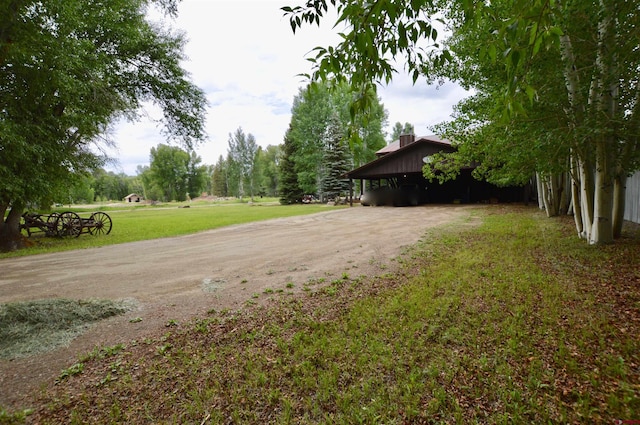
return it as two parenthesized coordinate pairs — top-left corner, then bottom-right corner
(345, 134), (524, 206)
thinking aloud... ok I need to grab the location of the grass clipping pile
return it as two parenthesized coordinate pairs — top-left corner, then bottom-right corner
(0, 299), (135, 359)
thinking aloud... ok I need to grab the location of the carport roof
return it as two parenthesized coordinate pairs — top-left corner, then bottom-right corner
(376, 134), (450, 155)
(345, 135), (454, 180)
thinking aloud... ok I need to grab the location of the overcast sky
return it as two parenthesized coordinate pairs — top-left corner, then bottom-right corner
(105, 0), (470, 175)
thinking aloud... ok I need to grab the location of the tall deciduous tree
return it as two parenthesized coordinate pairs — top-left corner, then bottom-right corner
(256, 145), (281, 197)
(137, 165), (159, 201)
(348, 89), (388, 167)
(148, 144), (190, 202)
(68, 175), (96, 205)
(435, 0), (640, 243)
(389, 122), (415, 143)
(0, 0), (207, 251)
(288, 84), (335, 194)
(227, 127), (259, 201)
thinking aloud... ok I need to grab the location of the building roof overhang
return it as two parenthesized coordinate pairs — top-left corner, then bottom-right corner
(345, 135), (455, 180)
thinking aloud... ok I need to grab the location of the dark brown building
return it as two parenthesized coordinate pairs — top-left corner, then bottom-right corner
(345, 134), (523, 206)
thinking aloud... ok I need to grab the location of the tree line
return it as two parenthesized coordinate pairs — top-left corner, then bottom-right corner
(211, 82), (389, 204)
(66, 81), (390, 205)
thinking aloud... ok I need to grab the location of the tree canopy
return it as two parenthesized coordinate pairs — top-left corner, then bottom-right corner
(389, 122), (415, 143)
(433, 0), (640, 243)
(141, 144), (206, 202)
(283, 82), (386, 201)
(0, 0), (207, 251)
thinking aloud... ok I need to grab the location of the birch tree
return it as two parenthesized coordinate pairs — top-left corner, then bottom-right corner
(472, 0), (640, 243)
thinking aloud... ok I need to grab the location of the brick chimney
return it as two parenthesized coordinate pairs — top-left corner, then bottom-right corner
(399, 133), (415, 148)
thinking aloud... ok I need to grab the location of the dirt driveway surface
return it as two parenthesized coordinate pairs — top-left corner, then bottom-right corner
(0, 205), (473, 408)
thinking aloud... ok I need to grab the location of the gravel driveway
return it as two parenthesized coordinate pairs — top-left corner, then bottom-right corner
(0, 205), (473, 408)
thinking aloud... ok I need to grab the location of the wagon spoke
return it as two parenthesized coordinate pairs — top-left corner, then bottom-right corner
(57, 212), (82, 237)
(88, 212), (112, 235)
(46, 213), (60, 237)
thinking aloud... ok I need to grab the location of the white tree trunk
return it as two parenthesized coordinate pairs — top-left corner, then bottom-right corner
(589, 135), (615, 244)
(562, 172), (573, 215)
(539, 172), (569, 217)
(588, 0), (617, 245)
(539, 174), (556, 217)
(536, 173), (545, 210)
(578, 157), (594, 241)
(238, 172), (244, 199)
(570, 156), (584, 237)
(590, 157), (614, 244)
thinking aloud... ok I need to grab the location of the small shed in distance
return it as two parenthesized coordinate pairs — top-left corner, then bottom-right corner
(124, 193), (143, 203)
(345, 134), (524, 206)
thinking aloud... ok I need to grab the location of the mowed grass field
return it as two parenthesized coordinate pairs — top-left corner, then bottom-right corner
(3, 206), (639, 423)
(2, 199), (344, 258)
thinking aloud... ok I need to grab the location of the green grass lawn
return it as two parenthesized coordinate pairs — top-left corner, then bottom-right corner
(2, 200), (343, 258)
(5, 206), (638, 424)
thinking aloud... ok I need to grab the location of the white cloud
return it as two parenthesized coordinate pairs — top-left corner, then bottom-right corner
(105, 0), (469, 175)
(379, 75), (470, 136)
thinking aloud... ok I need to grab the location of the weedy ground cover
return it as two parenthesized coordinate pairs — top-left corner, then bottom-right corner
(3, 206), (639, 424)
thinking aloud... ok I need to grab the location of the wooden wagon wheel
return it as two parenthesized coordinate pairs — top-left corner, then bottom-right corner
(45, 212), (61, 237)
(88, 212), (112, 235)
(56, 211), (82, 237)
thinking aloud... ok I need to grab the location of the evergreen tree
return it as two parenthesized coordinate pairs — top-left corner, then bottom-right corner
(279, 127), (304, 204)
(321, 114), (352, 202)
(211, 156), (228, 197)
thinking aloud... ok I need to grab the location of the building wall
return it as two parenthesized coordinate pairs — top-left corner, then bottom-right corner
(625, 171), (640, 224)
(425, 170), (523, 204)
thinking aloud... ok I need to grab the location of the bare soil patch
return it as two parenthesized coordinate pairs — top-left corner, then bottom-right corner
(0, 205), (472, 409)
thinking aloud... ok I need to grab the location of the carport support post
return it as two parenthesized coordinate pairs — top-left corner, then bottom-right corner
(349, 178), (354, 207)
